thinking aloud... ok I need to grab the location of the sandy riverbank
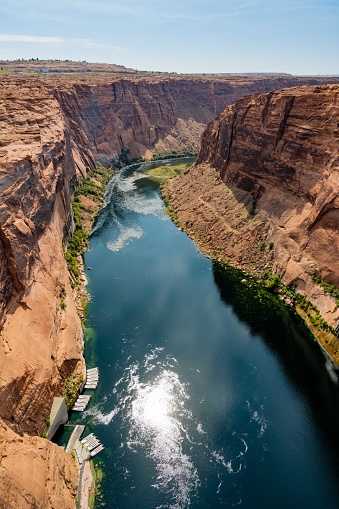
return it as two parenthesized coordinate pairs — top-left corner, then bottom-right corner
(80, 460), (94, 509)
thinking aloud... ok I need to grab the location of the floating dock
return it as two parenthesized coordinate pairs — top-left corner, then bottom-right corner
(71, 394), (91, 412)
(80, 433), (105, 457)
(91, 444), (105, 457)
(84, 367), (99, 390)
(65, 368), (104, 465)
(71, 368), (99, 410)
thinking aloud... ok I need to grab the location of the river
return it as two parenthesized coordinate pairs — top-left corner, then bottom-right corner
(64, 158), (339, 508)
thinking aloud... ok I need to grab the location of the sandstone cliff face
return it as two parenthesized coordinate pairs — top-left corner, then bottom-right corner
(0, 81), (90, 508)
(0, 81), (93, 434)
(164, 84), (339, 339)
(52, 77), (256, 161)
(0, 419), (77, 509)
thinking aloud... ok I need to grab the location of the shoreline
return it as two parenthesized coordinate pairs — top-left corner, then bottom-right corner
(65, 163), (117, 508)
(80, 460), (94, 509)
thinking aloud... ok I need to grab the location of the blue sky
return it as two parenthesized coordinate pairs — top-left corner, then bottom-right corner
(0, 0), (338, 74)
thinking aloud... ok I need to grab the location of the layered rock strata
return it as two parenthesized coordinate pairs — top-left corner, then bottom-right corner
(163, 84), (339, 360)
(52, 75), (339, 162)
(0, 80), (92, 507)
(0, 81), (93, 430)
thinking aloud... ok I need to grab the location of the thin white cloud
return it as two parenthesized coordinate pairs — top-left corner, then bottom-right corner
(0, 34), (81, 43)
(0, 33), (123, 50)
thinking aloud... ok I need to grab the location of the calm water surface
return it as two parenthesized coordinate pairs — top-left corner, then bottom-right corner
(70, 159), (339, 508)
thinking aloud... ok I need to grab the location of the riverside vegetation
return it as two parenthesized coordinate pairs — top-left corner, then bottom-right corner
(61, 161), (115, 506)
(147, 160), (193, 182)
(89, 460), (105, 508)
(65, 162), (115, 283)
(63, 373), (84, 408)
(118, 148), (198, 168)
(214, 263), (339, 362)
(221, 265), (339, 362)
(151, 149), (198, 161)
(62, 161), (114, 409)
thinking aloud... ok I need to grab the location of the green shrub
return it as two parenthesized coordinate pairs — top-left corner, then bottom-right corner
(64, 163), (115, 283)
(265, 275), (281, 291)
(151, 150), (198, 161)
(65, 250), (79, 279)
(312, 275), (339, 298)
(63, 373), (83, 408)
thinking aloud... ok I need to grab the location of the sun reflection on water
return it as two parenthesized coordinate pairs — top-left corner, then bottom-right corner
(127, 364), (200, 508)
(90, 347), (254, 508)
(133, 380), (174, 428)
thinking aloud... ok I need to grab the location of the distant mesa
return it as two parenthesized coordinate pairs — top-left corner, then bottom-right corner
(0, 58), (135, 74)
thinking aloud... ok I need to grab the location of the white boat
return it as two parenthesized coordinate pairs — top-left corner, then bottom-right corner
(90, 445), (105, 457)
(84, 436), (98, 444)
(87, 441), (101, 451)
(81, 433), (94, 444)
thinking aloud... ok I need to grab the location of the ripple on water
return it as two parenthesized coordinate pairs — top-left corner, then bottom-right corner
(106, 224), (143, 252)
(77, 327), (270, 508)
(94, 169), (165, 252)
(120, 172), (165, 219)
(123, 190), (165, 217)
(128, 369), (200, 508)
